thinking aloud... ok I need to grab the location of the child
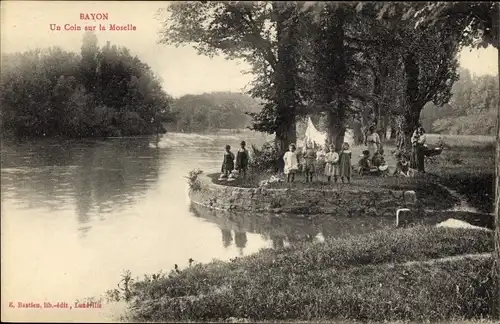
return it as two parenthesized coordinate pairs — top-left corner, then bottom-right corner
(339, 142), (352, 183)
(235, 140), (249, 179)
(394, 154), (414, 178)
(358, 150), (372, 175)
(315, 145), (327, 178)
(303, 144), (317, 183)
(283, 143), (300, 183)
(324, 144), (339, 183)
(220, 145), (235, 179)
(371, 149), (384, 168)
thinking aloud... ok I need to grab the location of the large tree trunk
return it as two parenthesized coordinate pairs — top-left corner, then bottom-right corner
(273, 1), (298, 154)
(326, 104), (347, 152)
(352, 120), (364, 145)
(400, 52), (423, 151)
(326, 7), (348, 153)
(275, 118), (297, 154)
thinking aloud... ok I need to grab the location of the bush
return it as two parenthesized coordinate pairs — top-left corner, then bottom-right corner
(186, 169), (203, 191)
(249, 141), (281, 173)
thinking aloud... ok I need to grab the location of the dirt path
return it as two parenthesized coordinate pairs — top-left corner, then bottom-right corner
(432, 182), (482, 213)
(401, 252), (492, 267)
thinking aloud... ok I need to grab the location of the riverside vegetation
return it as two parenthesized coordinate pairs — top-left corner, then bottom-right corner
(107, 136), (496, 322)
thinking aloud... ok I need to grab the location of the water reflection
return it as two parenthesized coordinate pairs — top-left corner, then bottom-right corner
(189, 202), (394, 251)
(1, 132), (276, 322)
(1, 137), (167, 237)
(221, 229), (233, 248)
(234, 231), (248, 255)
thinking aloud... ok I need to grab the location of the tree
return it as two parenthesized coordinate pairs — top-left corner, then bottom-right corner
(170, 92), (261, 132)
(343, 3), (406, 142)
(80, 31), (100, 95)
(157, 1), (306, 153)
(391, 1), (499, 317)
(305, 3), (351, 150)
(0, 33), (174, 138)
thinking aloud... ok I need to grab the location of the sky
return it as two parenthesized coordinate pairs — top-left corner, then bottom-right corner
(1, 1), (498, 98)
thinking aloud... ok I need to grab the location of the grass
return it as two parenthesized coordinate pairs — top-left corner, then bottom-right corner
(118, 226), (494, 322)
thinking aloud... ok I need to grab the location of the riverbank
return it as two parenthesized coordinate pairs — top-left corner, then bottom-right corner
(115, 136), (496, 322)
(116, 226), (494, 322)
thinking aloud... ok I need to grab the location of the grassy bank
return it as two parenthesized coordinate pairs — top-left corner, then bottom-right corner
(118, 226), (494, 322)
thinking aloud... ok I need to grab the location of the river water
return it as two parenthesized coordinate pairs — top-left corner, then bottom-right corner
(1, 132), (392, 322)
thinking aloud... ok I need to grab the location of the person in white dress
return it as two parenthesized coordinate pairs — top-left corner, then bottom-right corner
(283, 144), (300, 183)
(324, 144), (340, 183)
(365, 125), (381, 158)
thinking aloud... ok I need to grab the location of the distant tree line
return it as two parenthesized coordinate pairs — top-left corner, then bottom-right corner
(0, 31), (174, 138)
(420, 68), (499, 136)
(169, 92), (263, 133)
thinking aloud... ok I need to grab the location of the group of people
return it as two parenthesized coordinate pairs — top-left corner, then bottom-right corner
(220, 141), (250, 181)
(283, 142), (353, 183)
(219, 123), (428, 183)
(360, 124), (428, 176)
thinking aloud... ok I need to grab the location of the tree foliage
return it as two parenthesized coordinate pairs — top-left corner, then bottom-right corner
(425, 68), (499, 136)
(169, 91), (262, 132)
(0, 32), (173, 138)
(158, 1), (309, 152)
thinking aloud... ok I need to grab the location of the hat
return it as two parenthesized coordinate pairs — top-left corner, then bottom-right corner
(362, 150), (370, 156)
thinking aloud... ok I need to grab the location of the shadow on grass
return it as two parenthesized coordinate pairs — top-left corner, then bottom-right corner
(426, 145), (495, 214)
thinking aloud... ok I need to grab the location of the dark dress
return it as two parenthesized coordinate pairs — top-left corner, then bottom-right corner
(358, 157), (371, 174)
(235, 148), (249, 171)
(339, 150), (352, 178)
(221, 151), (235, 174)
(372, 153), (383, 167)
(303, 148), (317, 173)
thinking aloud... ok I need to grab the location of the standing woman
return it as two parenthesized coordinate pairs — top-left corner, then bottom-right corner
(415, 127), (427, 172)
(365, 126), (381, 158)
(410, 126), (419, 169)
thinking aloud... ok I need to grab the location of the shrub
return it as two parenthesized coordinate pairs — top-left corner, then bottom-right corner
(249, 141), (281, 173)
(186, 169), (203, 191)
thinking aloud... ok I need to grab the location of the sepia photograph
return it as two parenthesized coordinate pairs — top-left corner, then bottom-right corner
(1, 1), (499, 323)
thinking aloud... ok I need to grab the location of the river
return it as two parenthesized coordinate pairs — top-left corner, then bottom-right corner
(1, 132), (392, 322)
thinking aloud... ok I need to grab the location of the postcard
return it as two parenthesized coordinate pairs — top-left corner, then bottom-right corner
(1, 1), (498, 323)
